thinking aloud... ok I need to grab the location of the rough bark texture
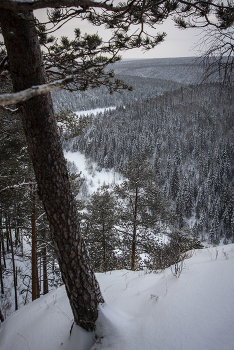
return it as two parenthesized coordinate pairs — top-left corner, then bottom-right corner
(0, 9), (104, 331)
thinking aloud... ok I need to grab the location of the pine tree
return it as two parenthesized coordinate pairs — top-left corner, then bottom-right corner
(209, 208), (220, 245)
(182, 177), (193, 218)
(115, 152), (173, 270)
(84, 185), (119, 272)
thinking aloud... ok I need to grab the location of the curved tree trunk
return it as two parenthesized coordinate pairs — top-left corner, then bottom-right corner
(0, 9), (104, 331)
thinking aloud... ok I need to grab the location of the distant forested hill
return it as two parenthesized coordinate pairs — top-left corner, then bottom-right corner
(52, 57), (203, 112)
(108, 57), (204, 84)
(52, 75), (183, 112)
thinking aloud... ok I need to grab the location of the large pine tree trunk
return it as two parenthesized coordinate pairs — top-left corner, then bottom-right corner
(0, 9), (104, 331)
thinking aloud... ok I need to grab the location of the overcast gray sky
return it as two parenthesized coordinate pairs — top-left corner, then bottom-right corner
(35, 9), (203, 59)
(123, 19), (202, 59)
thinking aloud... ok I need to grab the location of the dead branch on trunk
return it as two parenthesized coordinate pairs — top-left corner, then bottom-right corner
(0, 75), (74, 106)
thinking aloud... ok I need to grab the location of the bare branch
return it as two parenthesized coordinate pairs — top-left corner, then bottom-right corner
(0, 75), (74, 106)
(0, 105), (18, 112)
(36, 239), (55, 250)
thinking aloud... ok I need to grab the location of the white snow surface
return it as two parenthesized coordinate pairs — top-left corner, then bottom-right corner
(65, 151), (123, 195)
(65, 106), (121, 196)
(1, 244), (234, 350)
(74, 107), (116, 118)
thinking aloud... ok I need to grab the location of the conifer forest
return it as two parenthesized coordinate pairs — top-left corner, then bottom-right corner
(1, 57), (234, 320)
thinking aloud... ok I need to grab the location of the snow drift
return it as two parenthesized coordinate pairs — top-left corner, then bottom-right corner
(0, 244), (233, 350)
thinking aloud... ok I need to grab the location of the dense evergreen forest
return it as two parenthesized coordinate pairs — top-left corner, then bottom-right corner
(60, 58), (234, 246)
(52, 57), (202, 112)
(1, 57), (233, 320)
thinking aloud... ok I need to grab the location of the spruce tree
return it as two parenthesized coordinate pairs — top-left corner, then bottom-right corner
(170, 165), (180, 200)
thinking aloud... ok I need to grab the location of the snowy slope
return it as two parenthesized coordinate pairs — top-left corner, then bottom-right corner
(0, 244), (234, 350)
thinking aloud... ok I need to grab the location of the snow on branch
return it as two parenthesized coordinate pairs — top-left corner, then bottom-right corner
(0, 181), (37, 193)
(0, 75), (74, 106)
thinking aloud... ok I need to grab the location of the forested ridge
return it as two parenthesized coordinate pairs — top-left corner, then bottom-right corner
(52, 75), (183, 112)
(61, 59), (234, 246)
(51, 57), (203, 112)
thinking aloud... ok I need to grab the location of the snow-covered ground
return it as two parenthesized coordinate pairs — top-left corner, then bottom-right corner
(65, 151), (123, 195)
(1, 244), (234, 350)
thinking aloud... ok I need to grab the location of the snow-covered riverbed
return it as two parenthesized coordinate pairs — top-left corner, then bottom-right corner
(75, 106), (116, 117)
(64, 106), (122, 196)
(64, 150), (123, 195)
